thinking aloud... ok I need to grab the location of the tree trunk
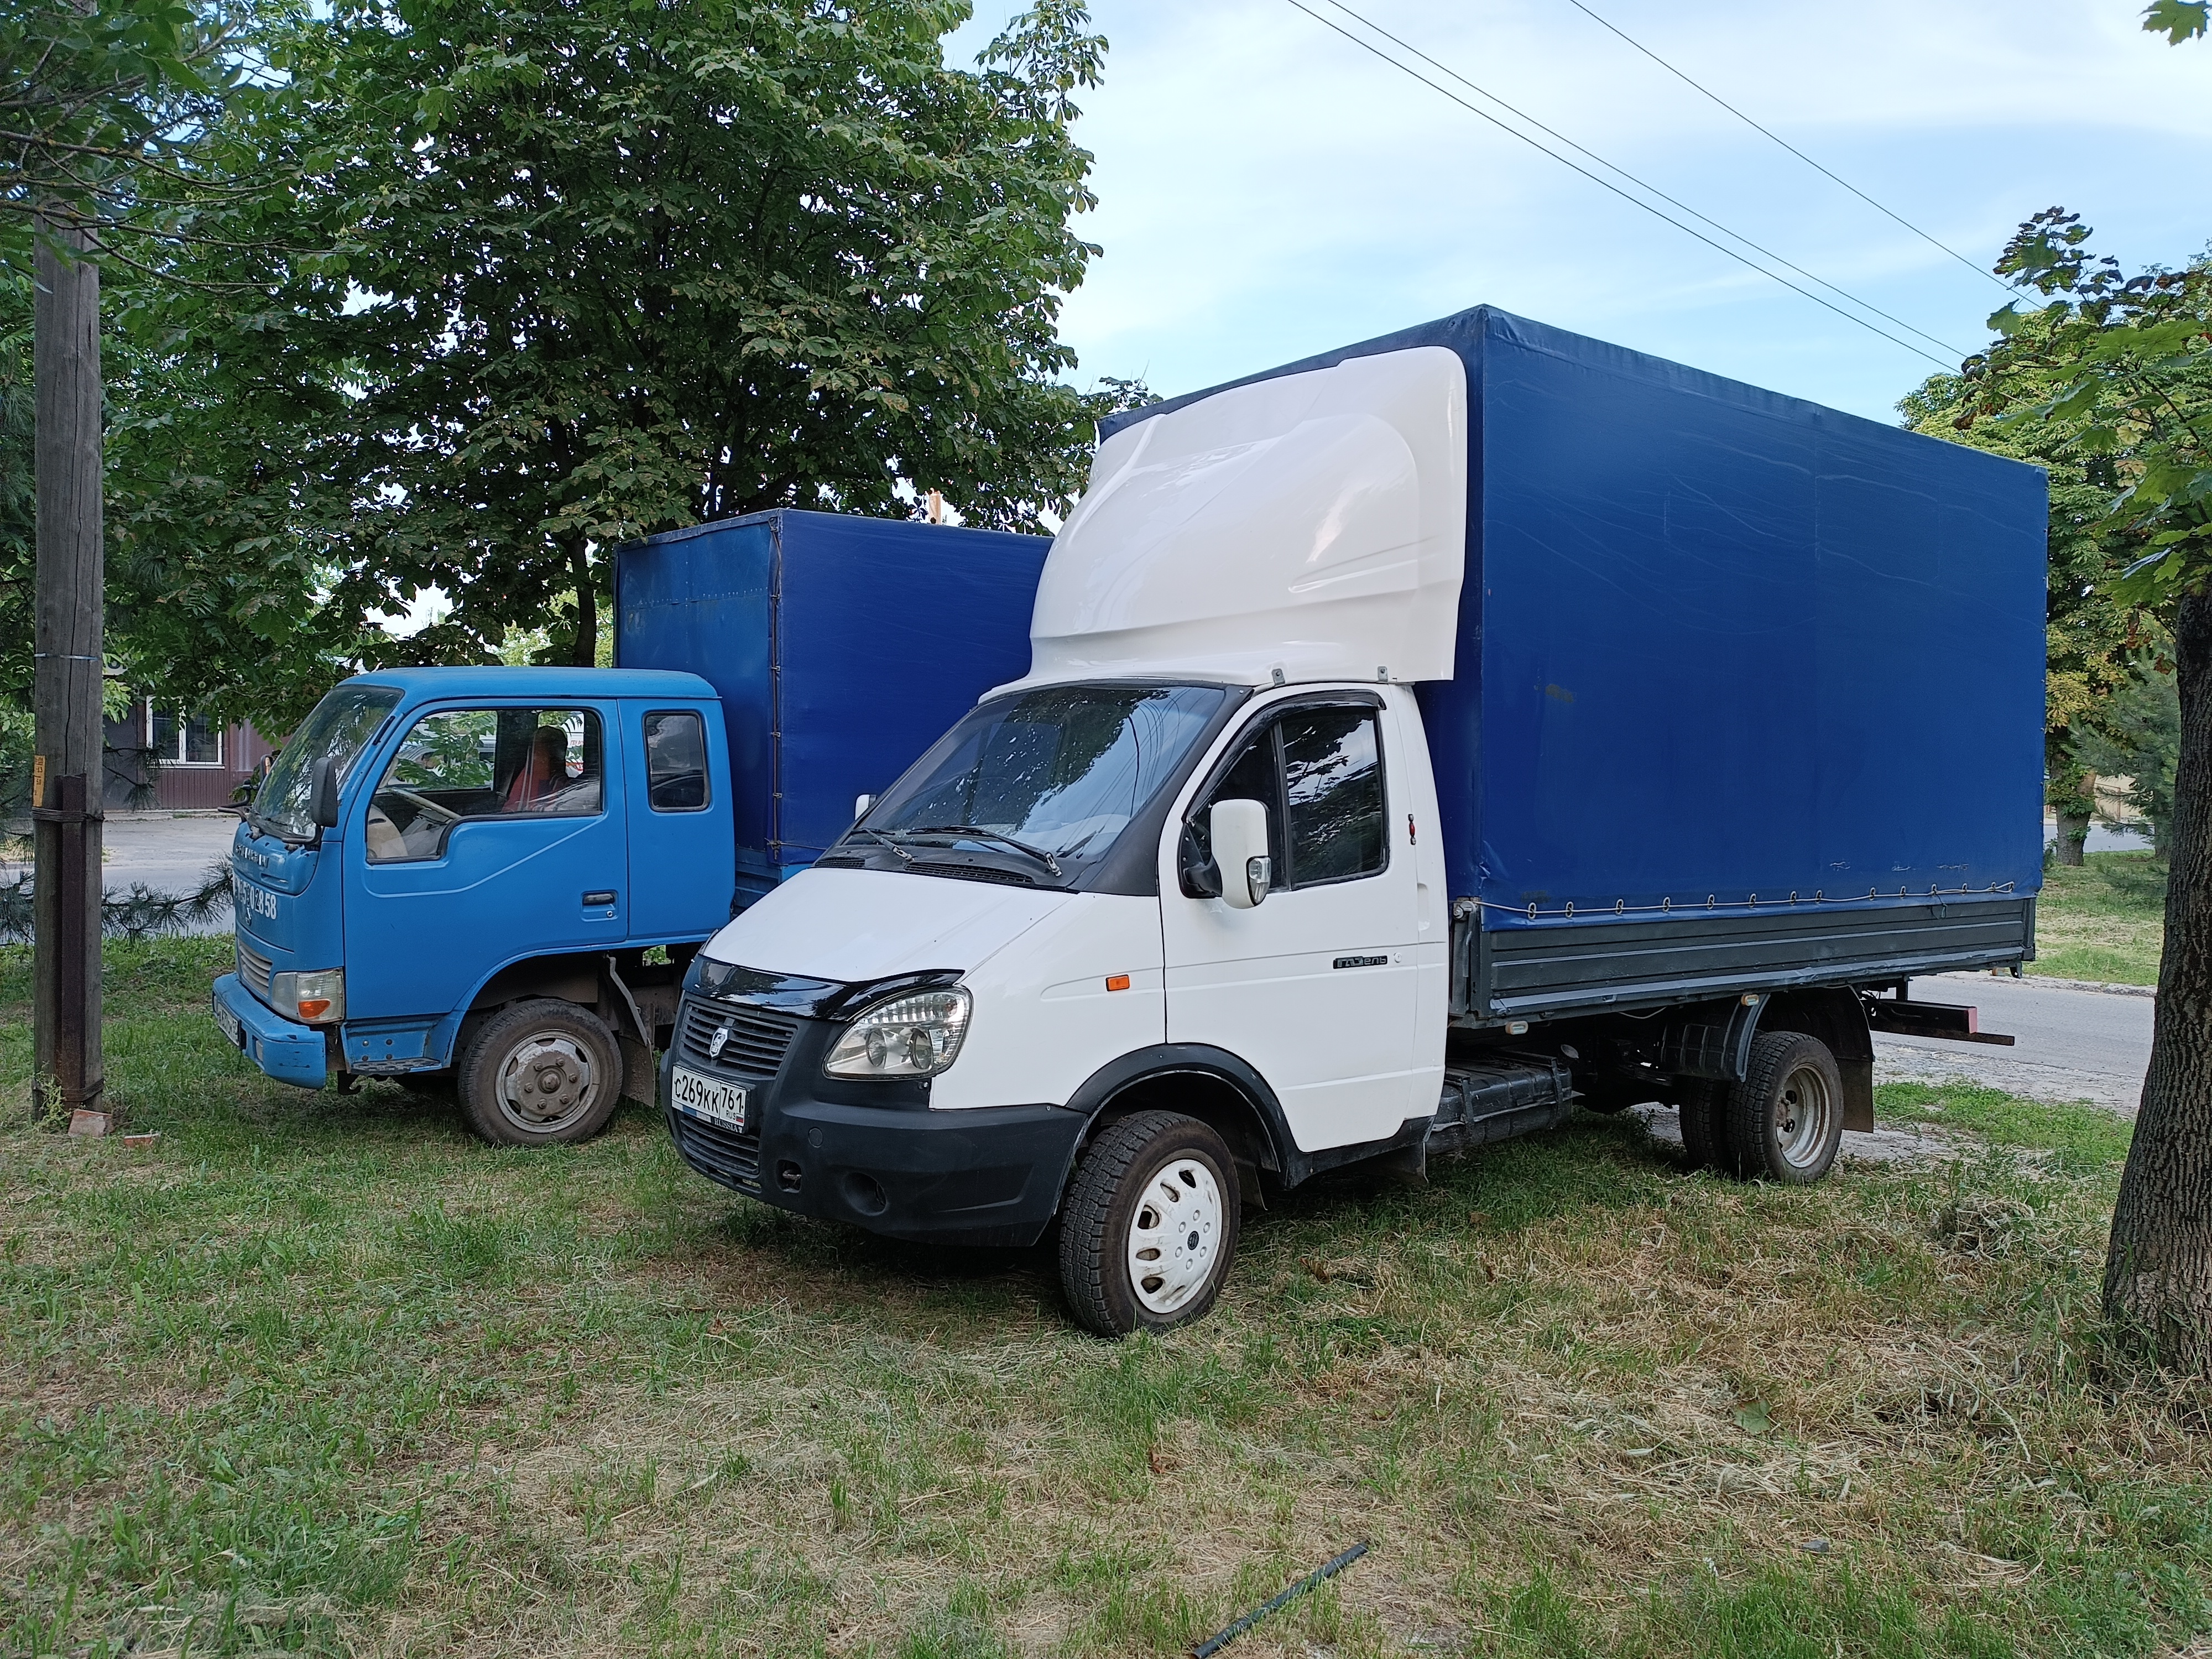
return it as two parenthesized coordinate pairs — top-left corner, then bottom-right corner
(31, 216), (106, 1128)
(2104, 584), (2212, 1369)
(568, 540), (596, 667)
(2054, 808), (2091, 866)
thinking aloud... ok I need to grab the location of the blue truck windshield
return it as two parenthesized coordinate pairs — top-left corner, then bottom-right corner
(855, 684), (1232, 879)
(251, 683), (403, 842)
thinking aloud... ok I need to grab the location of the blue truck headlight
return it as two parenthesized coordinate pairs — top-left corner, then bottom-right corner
(270, 968), (346, 1025)
(823, 987), (971, 1079)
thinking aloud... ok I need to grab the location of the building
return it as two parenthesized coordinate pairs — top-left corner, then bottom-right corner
(101, 700), (279, 812)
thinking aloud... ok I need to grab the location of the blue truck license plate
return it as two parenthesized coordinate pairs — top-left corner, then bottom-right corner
(671, 1065), (747, 1132)
(212, 990), (242, 1048)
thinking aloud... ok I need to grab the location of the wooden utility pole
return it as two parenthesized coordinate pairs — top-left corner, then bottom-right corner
(32, 213), (106, 1132)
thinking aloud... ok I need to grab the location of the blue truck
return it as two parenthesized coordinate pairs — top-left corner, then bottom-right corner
(659, 308), (2047, 1333)
(212, 509), (1050, 1143)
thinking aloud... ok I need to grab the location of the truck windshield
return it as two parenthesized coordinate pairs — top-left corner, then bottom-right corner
(856, 684), (1233, 879)
(250, 683), (403, 843)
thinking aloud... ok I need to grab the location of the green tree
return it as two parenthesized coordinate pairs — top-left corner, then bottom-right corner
(1966, 202), (2212, 1368)
(236, 0), (1115, 670)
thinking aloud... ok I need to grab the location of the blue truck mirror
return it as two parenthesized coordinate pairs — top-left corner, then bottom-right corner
(310, 757), (342, 830)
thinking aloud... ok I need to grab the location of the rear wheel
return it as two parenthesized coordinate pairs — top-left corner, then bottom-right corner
(1058, 1110), (1239, 1337)
(458, 999), (623, 1147)
(1722, 1031), (1843, 1183)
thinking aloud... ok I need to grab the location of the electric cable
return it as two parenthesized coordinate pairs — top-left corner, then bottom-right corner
(1557, 0), (2013, 293)
(1288, 0), (1967, 366)
(1307, 0), (1971, 359)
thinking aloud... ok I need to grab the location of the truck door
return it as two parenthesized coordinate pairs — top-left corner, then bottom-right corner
(344, 702), (628, 1022)
(621, 702), (735, 941)
(1160, 696), (1422, 1152)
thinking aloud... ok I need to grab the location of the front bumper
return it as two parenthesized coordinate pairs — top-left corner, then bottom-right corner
(212, 972), (328, 1089)
(660, 999), (1084, 1249)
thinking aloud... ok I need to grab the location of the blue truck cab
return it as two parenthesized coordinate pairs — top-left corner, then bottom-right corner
(213, 667), (734, 1138)
(211, 509), (1051, 1143)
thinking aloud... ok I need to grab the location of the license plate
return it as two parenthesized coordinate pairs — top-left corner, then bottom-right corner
(671, 1065), (748, 1132)
(212, 990), (242, 1047)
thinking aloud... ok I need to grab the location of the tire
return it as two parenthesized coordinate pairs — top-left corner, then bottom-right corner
(1675, 1078), (1726, 1171)
(1057, 1110), (1240, 1337)
(1721, 1031), (1844, 1183)
(458, 999), (623, 1147)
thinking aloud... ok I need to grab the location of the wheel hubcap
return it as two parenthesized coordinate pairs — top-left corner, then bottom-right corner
(495, 1032), (598, 1133)
(1126, 1156), (1223, 1314)
(1772, 1061), (1835, 1169)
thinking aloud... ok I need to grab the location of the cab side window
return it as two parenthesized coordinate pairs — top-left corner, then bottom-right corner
(644, 711), (709, 811)
(1279, 707), (1386, 885)
(366, 707), (603, 863)
(1184, 703), (1386, 894)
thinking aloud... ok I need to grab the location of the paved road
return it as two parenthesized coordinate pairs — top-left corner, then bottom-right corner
(1875, 972), (2154, 1113)
(1, 811), (239, 937)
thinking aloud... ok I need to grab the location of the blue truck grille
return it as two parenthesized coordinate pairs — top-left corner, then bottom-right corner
(237, 942), (273, 1001)
(676, 999), (799, 1083)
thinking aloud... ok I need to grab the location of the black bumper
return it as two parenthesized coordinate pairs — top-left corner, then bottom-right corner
(659, 1006), (1085, 1249)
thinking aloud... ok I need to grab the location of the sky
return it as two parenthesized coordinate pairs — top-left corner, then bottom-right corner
(944, 0), (2211, 424)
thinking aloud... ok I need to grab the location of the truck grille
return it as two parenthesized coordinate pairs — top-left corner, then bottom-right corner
(676, 1000), (799, 1083)
(669, 1113), (761, 1192)
(237, 942), (273, 1001)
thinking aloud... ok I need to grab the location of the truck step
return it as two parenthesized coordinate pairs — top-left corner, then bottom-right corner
(1427, 1054), (1577, 1157)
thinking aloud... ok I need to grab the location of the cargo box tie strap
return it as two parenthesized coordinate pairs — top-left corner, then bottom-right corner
(1471, 880), (2017, 922)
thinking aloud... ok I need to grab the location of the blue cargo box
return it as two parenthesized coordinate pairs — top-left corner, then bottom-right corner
(614, 509), (1050, 901)
(1109, 307), (2048, 1014)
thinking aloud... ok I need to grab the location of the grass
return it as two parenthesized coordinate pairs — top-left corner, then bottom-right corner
(4, 936), (2209, 1657)
(2031, 852), (2167, 987)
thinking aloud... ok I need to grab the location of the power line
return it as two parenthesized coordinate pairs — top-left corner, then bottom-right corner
(1305, 0), (1970, 361)
(1557, 0), (2013, 293)
(1281, 0), (1962, 368)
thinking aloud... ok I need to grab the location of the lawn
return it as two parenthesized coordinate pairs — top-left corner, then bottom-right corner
(4, 937), (2209, 1658)
(2031, 852), (2167, 987)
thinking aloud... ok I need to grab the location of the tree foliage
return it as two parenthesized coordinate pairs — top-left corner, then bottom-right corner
(234, 0), (1119, 670)
(1, 0), (1125, 731)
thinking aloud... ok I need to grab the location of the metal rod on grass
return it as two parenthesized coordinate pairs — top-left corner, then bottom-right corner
(1191, 1541), (1369, 1658)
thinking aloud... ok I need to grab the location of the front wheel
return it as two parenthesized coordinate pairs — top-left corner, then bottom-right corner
(458, 999), (623, 1147)
(1058, 1110), (1240, 1337)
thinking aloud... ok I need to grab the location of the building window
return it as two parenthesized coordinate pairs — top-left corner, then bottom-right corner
(148, 706), (223, 766)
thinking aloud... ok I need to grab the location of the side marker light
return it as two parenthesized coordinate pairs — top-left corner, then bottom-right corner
(1105, 974), (1131, 992)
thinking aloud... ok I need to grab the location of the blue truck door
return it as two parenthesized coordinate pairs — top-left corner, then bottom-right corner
(344, 700), (630, 1022)
(622, 701), (735, 940)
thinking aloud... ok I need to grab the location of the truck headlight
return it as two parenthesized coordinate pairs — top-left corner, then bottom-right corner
(270, 968), (345, 1025)
(823, 987), (971, 1079)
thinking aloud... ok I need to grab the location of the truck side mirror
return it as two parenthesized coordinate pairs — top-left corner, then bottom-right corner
(310, 757), (342, 830)
(853, 793), (873, 821)
(1210, 799), (1271, 909)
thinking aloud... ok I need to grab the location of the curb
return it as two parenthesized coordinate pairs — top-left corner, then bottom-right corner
(1933, 969), (2155, 1000)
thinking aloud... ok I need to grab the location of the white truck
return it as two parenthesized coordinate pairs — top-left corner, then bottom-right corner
(659, 308), (2047, 1334)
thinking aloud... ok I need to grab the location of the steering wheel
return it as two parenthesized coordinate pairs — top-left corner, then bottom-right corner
(383, 787), (461, 827)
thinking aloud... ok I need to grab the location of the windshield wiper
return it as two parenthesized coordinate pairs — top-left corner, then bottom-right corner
(849, 826), (916, 864)
(904, 825), (1063, 877)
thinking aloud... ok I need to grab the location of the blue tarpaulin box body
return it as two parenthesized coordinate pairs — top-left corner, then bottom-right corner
(615, 509), (1051, 901)
(1111, 306), (2048, 942)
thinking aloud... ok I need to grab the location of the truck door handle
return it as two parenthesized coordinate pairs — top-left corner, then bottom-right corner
(583, 890), (618, 907)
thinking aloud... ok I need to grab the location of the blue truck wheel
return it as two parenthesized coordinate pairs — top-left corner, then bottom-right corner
(458, 998), (624, 1146)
